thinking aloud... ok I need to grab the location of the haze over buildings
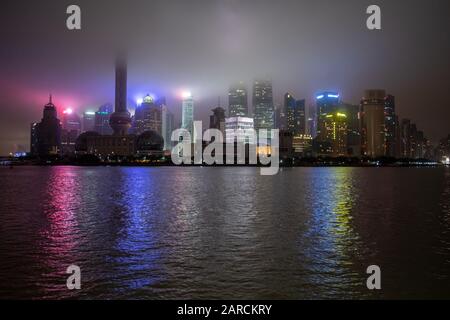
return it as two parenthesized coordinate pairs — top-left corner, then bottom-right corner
(1, 0), (450, 154)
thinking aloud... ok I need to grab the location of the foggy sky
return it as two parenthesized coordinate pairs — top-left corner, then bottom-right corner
(1, 0), (449, 154)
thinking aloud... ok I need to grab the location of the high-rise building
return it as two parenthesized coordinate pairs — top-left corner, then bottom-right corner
(181, 92), (194, 139)
(31, 95), (62, 156)
(315, 92), (344, 156)
(284, 93), (306, 135)
(316, 92), (340, 141)
(400, 118), (412, 158)
(209, 106), (226, 136)
(30, 122), (39, 155)
(384, 95), (397, 157)
(292, 134), (313, 155)
(322, 112), (348, 156)
(109, 57), (132, 136)
(225, 117), (255, 144)
(83, 111), (96, 132)
(340, 103), (361, 156)
(94, 104), (113, 135)
(162, 105), (174, 151)
(274, 103), (286, 130)
(133, 94), (162, 135)
(229, 83), (248, 117)
(253, 79), (274, 133)
(307, 103), (317, 138)
(436, 134), (450, 163)
(61, 108), (82, 155)
(361, 90), (386, 158)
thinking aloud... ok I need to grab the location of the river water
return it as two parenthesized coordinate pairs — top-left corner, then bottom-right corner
(0, 166), (449, 299)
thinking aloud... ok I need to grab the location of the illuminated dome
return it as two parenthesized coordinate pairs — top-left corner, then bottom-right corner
(143, 94), (154, 104)
(75, 131), (100, 152)
(136, 130), (164, 153)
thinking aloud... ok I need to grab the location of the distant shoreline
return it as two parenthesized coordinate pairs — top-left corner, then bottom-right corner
(1, 162), (445, 169)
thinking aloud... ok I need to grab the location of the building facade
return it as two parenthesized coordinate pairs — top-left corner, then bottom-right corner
(228, 83), (248, 117)
(253, 79), (274, 133)
(361, 90), (386, 158)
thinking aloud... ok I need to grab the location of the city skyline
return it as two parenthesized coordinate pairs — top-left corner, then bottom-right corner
(1, 0), (450, 303)
(1, 0), (450, 154)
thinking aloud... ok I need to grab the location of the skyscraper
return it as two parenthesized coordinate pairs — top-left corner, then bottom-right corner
(253, 79), (274, 133)
(361, 90), (386, 158)
(62, 109), (81, 136)
(83, 111), (96, 132)
(181, 92), (194, 139)
(274, 103), (286, 130)
(225, 117), (255, 144)
(30, 122), (39, 155)
(400, 118), (412, 158)
(340, 103), (361, 156)
(385, 94), (397, 157)
(228, 83), (248, 117)
(133, 94), (162, 135)
(61, 108), (82, 155)
(94, 104), (113, 135)
(109, 57), (132, 136)
(31, 95), (62, 156)
(284, 93), (306, 135)
(209, 106), (226, 137)
(315, 92), (344, 155)
(162, 104), (174, 151)
(316, 92), (340, 141)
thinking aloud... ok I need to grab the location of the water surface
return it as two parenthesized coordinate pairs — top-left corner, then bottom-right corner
(0, 166), (449, 299)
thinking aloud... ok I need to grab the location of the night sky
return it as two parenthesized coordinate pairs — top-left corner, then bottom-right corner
(1, 0), (449, 154)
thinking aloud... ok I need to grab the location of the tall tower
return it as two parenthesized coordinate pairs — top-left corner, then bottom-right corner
(253, 79), (274, 132)
(384, 94), (397, 157)
(229, 82), (248, 117)
(181, 92), (194, 138)
(361, 89), (386, 157)
(110, 57), (132, 135)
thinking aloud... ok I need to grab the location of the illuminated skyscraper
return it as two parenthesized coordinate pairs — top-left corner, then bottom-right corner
(253, 79), (274, 133)
(225, 117), (255, 144)
(315, 92), (343, 155)
(62, 109), (81, 136)
(384, 94), (397, 157)
(94, 104), (113, 135)
(284, 93), (306, 135)
(134, 94), (162, 135)
(83, 111), (96, 132)
(181, 92), (195, 139)
(229, 83), (248, 117)
(109, 57), (132, 136)
(61, 108), (82, 155)
(322, 112), (348, 157)
(361, 90), (386, 158)
(316, 92), (340, 141)
(162, 104), (174, 151)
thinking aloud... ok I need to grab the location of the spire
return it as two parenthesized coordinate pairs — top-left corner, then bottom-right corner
(49, 94), (53, 104)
